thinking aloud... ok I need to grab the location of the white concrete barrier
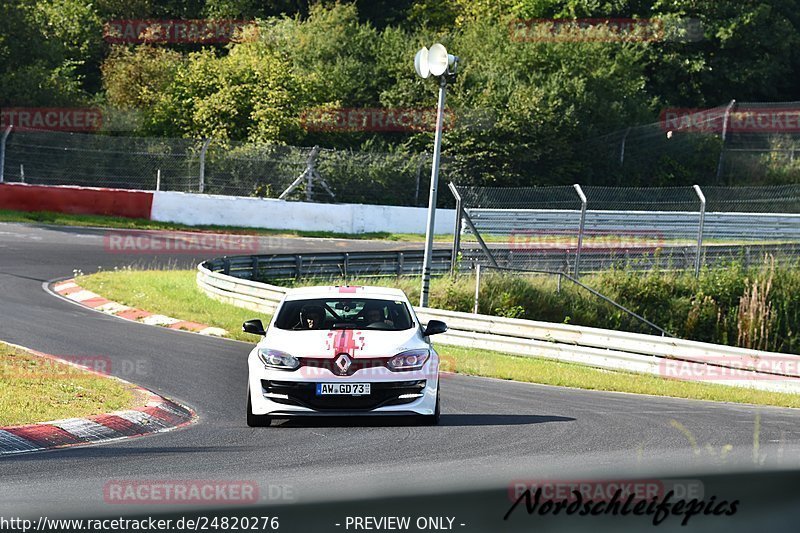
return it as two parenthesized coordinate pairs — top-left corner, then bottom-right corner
(152, 191), (456, 235)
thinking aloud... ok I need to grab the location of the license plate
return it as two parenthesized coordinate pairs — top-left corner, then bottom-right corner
(315, 383), (371, 396)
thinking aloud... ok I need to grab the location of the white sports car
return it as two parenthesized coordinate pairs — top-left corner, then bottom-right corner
(242, 285), (447, 426)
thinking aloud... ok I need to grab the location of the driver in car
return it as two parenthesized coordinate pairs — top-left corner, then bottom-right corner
(300, 306), (325, 329)
(364, 304), (394, 328)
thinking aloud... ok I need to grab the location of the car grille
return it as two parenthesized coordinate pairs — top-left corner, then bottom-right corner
(261, 380), (426, 411)
(298, 357), (389, 377)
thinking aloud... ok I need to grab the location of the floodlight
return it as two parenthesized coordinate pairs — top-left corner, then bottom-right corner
(414, 47), (430, 79)
(428, 43), (456, 76)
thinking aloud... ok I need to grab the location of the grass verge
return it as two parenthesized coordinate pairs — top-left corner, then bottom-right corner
(79, 268), (258, 342)
(0, 208), (446, 242)
(0, 342), (139, 426)
(79, 268), (800, 408)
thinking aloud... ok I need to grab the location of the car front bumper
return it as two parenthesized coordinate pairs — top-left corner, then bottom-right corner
(248, 352), (439, 416)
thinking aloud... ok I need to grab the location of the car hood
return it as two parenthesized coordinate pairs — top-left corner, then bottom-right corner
(259, 327), (424, 359)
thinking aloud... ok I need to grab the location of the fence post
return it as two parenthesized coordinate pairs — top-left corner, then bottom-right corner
(0, 125), (12, 183)
(156, 169), (161, 191)
(448, 182), (463, 273)
(20, 164), (24, 183)
(619, 127), (631, 166)
(199, 137), (211, 193)
(473, 263), (481, 314)
(693, 184), (706, 277)
(414, 153), (426, 206)
(306, 148), (316, 202)
(461, 211), (499, 268)
(573, 184), (587, 278)
(715, 100), (735, 184)
(251, 256), (259, 278)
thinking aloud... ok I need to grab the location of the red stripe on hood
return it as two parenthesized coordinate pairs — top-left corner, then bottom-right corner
(328, 329), (365, 356)
(338, 286), (361, 293)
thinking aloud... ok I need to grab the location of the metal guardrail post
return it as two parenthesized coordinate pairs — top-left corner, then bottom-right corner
(0, 126), (12, 183)
(573, 184), (587, 278)
(693, 184), (706, 278)
(461, 212), (499, 268)
(199, 137), (211, 193)
(473, 264), (481, 314)
(448, 182), (463, 273)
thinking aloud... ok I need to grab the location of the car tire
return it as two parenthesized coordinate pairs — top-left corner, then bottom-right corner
(247, 386), (272, 427)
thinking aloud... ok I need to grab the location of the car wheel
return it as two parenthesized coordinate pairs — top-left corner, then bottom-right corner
(246, 386), (272, 427)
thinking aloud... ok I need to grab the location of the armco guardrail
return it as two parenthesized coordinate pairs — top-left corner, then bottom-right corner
(203, 250), (452, 281)
(198, 255), (800, 394)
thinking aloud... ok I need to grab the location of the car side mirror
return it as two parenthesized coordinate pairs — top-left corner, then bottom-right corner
(242, 319), (266, 336)
(423, 320), (448, 336)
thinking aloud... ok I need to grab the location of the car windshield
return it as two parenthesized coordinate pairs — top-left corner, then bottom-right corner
(274, 297), (414, 331)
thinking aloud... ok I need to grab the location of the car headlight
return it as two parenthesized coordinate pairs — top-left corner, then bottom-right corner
(387, 349), (430, 371)
(258, 348), (300, 370)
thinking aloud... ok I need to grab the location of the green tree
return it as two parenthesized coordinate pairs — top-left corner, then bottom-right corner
(0, 0), (103, 105)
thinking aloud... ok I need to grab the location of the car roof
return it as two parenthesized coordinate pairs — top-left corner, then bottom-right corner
(284, 285), (410, 302)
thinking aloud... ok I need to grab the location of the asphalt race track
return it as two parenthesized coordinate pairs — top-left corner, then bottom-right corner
(3, 222), (800, 522)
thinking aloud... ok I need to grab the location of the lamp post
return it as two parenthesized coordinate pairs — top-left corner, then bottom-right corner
(414, 43), (458, 307)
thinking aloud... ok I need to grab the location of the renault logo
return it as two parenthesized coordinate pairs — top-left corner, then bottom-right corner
(334, 353), (352, 374)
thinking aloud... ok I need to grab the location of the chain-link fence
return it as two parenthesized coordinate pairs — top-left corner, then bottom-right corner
(0, 129), (203, 191)
(452, 183), (800, 277)
(0, 128), (443, 207)
(4, 101), (800, 206)
(719, 101), (800, 186)
(577, 101), (800, 187)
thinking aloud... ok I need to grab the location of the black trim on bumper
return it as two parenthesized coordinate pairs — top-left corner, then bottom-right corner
(261, 380), (426, 411)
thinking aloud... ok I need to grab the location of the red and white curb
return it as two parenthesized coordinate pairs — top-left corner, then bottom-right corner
(52, 279), (227, 337)
(0, 343), (196, 456)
